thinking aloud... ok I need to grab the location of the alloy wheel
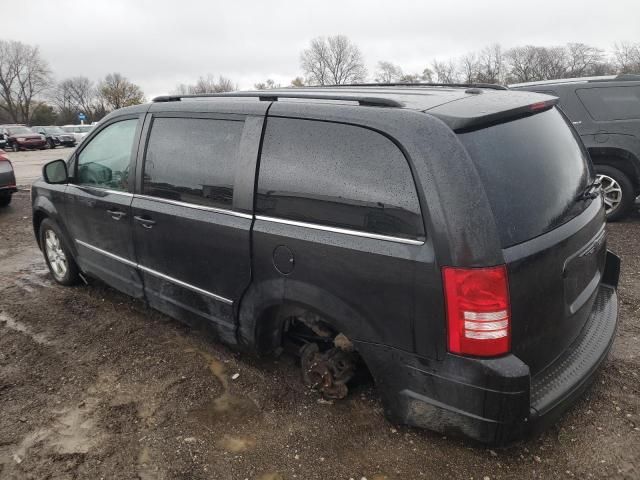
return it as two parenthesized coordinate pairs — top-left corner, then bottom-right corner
(44, 229), (68, 280)
(596, 174), (623, 215)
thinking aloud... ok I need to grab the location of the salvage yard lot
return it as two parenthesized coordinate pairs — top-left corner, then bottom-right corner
(1, 185), (639, 479)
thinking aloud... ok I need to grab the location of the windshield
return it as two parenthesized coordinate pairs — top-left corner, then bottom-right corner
(7, 126), (34, 135)
(44, 127), (65, 134)
(458, 107), (593, 247)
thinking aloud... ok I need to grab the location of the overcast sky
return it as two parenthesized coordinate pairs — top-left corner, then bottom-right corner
(3, 0), (640, 99)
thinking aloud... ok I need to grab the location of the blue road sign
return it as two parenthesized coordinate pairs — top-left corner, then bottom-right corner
(78, 113), (86, 121)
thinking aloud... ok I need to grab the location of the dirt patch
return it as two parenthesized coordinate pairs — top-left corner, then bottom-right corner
(0, 189), (639, 479)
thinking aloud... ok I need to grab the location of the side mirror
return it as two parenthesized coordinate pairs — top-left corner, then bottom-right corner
(43, 159), (68, 184)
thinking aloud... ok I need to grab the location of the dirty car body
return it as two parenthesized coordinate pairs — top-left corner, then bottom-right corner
(30, 85), (620, 444)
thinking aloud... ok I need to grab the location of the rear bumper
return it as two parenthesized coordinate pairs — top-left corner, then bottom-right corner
(356, 251), (620, 444)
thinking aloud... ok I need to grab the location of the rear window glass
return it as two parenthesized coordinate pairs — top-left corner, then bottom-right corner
(577, 86), (640, 121)
(458, 108), (592, 247)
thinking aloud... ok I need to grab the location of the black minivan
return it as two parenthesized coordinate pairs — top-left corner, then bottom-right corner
(31, 85), (620, 444)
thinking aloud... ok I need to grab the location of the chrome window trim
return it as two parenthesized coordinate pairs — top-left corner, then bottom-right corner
(255, 215), (425, 246)
(68, 184), (133, 197)
(134, 194), (252, 219)
(75, 239), (233, 305)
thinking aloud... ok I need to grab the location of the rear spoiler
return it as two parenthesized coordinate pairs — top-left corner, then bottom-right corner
(425, 91), (559, 132)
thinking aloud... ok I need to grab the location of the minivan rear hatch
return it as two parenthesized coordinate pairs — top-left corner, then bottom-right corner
(456, 106), (607, 375)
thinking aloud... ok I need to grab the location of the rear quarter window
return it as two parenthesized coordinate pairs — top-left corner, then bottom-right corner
(458, 107), (592, 247)
(256, 118), (424, 240)
(576, 85), (640, 121)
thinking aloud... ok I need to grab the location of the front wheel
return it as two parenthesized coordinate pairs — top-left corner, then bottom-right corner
(47, 139), (56, 149)
(0, 194), (11, 207)
(39, 219), (80, 285)
(595, 165), (635, 221)
(12, 143), (19, 152)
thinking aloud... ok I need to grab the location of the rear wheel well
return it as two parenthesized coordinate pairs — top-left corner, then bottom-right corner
(588, 148), (640, 191)
(254, 303), (340, 355)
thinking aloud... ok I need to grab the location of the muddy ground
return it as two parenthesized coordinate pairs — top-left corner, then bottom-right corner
(0, 188), (638, 480)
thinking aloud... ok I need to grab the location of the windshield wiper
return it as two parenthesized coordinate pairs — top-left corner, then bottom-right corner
(576, 179), (601, 201)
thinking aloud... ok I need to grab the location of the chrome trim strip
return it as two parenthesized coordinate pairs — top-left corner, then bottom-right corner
(68, 184), (134, 197)
(255, 215), (425, 246)
(137, 264), (233, 305)
(76, 239), (137, 267)
(75, 239), (233, 305)
(134, 194), (253, 219)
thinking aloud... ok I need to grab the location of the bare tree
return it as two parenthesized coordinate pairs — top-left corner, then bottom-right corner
(52, 76), (101, 122)
(97, 73), (144, 110)
(613, 42), (640, 74)
(173, 75), (236, 95)
(565, 43), (606, 77)
(192, 75), (236, 94)
(301, 35), (367, 85)
(290, 76), (305, 87)
(374, 61), (403, 83)
(475, 44), (505, 84)
(398, 73), (421, 83)
(254, 79), (280, 90)
(459, 52), (479, 83)
(505, 46), (543, 83)
(0, 40), (52, 123)
(431, 59), (459, 83)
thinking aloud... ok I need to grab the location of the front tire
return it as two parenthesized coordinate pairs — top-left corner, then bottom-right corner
(47, 139), (56, 149)
(0, 194), (11, 207)
(39, 219), (80, 285)
(595, 165), (634, 221)
(12, 142), (19, 152)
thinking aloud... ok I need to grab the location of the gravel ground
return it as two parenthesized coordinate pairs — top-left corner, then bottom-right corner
(0, 189), (638, 480)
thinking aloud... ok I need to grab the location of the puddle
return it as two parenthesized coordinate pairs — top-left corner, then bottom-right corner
(184, 347), (262, 426)
(217, 435), (256, 453)
(257, 474), (285, 480)
(0, 247), (43, 275)
(0, 312), (53, 346)
(49, 408), (100, 454)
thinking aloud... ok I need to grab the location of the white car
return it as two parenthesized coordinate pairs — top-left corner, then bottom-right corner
(61, 124), (94, 144)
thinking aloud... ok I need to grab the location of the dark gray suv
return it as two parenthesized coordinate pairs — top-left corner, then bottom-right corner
(31, 85), (620, 444)
(511, 74), (640, 220)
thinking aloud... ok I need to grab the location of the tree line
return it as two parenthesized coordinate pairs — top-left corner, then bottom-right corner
(290, 35), (640, 87)
(1, 36), (639, 125)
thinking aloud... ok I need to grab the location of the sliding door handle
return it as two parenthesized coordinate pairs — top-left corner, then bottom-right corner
(134, 215), (156, 229)
(107, 209), (126, 220)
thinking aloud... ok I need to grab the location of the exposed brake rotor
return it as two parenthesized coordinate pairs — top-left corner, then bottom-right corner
(300, 342), (358, 400)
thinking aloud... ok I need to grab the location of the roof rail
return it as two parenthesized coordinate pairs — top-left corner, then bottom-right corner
(313, 82), (509, 91)
(152, 92), (403, 107)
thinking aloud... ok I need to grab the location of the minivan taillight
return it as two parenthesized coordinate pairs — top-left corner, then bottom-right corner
(442, 265), (510, 357)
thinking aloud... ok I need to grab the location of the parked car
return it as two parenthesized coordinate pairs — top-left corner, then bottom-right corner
(0, 133), (6, 150)
(0, 125), (47, 151)
(61, 124), (94, 144)
(511, 74), (640, 221)
(32, 85), (620, 444)
(0, 152), (17, 206)
(32, 126), (77, 149)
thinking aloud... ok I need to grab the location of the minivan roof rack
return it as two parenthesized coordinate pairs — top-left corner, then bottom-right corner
(152, 92), (403, 107)
(313, 82), (509, 91)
